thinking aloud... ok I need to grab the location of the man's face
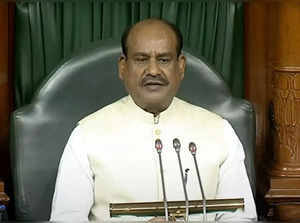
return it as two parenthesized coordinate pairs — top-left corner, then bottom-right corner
(118, 22), (185, 114)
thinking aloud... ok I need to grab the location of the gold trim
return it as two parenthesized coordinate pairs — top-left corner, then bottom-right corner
(110, 198), (244, 217)
(273, 66), (300, 73)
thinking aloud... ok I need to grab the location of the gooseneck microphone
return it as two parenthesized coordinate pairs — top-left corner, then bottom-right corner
(154, 139), (169, 221)
(189, 142), (207, 221)
(184, 168), (190, 186)
(173, 138), (189, 222)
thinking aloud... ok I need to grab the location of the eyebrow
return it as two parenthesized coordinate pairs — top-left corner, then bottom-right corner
(132, 52), (149, 57)
(132, 52), (173, 57)
(157, 53), (173, 57)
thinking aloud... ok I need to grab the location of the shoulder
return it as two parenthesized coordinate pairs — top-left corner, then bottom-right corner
(78, 96), (129, 125)
(173, 97), (225, 126)
(173, 98), (235, 163)
(74, 96), (130, 135)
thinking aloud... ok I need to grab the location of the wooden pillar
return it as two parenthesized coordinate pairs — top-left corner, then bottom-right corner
(270, 1), (300, 176)
(245, 0), (300, 220)
(244, 0), (271, 218)
(265, 1), (300, 220)
(0, 1), (14, 207)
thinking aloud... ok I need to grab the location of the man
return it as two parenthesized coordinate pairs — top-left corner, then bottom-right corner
(50, 18), (257, 221)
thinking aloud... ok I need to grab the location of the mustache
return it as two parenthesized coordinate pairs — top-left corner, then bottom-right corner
(141, 74), (169, 86)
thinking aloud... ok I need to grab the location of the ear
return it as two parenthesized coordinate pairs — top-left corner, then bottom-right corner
(118, 54), (127, 80)
(178, 54), (186, 80)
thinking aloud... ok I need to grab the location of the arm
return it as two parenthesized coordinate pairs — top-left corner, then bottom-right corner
(50, 126), (94, 221)
(215, 120), (257, 221)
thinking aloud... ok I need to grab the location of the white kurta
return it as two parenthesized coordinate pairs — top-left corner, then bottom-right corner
(50, 96), (257, 221)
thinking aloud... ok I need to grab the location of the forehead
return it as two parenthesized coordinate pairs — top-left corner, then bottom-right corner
(126, 22), (177, 55)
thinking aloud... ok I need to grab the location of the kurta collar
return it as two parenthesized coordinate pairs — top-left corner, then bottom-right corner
(126, 95), (179, 125)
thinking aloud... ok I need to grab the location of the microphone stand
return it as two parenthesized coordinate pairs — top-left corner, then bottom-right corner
(189, 142), (207, 221)
(155, 139), (169, 221)
(173, 138), (189, 222)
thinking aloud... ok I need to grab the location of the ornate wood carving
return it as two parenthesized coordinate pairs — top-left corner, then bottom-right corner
(271, 67), (300, 176)
(0, 180), (9, 206)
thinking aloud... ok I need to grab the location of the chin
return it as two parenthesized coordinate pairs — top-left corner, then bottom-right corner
(133, 92), (174, 114)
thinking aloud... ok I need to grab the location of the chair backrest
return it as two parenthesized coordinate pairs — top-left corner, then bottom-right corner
(10, 40), (256, 220)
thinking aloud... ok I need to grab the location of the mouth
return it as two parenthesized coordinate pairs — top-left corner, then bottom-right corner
(142, 76), (169, 88)
(144, 80), (165, 86)
(142, 80), (168, 91)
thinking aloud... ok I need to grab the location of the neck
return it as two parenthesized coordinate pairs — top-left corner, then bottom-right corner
(143, 108), (161, 116)
(143, 105), (167, 117)
(129, 95), (175, 116)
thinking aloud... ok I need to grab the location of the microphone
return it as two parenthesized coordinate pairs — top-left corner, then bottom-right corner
(184, 168), (190, 186)
(154, 139), (169, 221)
(189, 142), (207, 221)
(173, 138), (189, 222)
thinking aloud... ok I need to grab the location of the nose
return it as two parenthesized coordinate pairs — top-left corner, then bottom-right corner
(147, 58), (161, 75)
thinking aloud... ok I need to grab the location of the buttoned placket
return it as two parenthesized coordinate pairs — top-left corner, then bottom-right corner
(152, 113), (164, 201)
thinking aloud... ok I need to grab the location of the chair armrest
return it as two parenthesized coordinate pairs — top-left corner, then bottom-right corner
(0, 180), (9, 206)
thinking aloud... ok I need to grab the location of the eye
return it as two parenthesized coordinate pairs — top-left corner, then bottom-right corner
(158, 58), (171, 64)
(134, 57), (148, 64)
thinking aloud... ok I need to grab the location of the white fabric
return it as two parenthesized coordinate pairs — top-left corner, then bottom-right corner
(50, 96), (257, 221)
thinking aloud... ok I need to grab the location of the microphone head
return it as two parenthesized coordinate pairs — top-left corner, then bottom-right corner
(173, 138), (181, 152)
(155, 139), (163, 153)
(189, 142), (197, 155)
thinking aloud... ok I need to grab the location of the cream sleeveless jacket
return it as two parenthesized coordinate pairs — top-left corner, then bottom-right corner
(78, 96), (229, 221)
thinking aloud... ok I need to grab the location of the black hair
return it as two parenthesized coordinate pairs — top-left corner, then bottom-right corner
(121, 18), (183, 57)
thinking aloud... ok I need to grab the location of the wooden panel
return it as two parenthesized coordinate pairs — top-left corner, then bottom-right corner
(0, 1), (14, 196)
(0, 3), (9, 84)
(244, 0), (271, 198)
(272, 204), (300, 220)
